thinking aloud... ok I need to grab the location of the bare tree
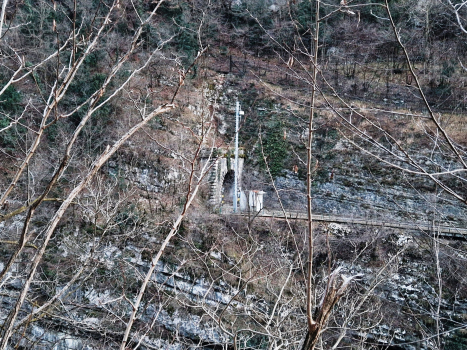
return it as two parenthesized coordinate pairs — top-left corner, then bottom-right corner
(2, 0), (467, 349)
(0, 0), (216, 348)
(244, 0), (467, 348)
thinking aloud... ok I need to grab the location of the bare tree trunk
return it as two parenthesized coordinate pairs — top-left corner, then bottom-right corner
(305, 0), (320, 341)
(0, 0), (8, 38)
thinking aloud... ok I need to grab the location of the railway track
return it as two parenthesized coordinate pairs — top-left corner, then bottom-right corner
(221, 208), (467, 238)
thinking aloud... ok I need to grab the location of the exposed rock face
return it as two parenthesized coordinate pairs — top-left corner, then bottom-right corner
(1, 83), (465, 350)
(340, 253), (467, 350)
(0, 256), (231, 349)
(2, 228), (467, 350)
(108, 161), (182, 194)
(4, 213), (467, 348)
(269, 138), (467, 228)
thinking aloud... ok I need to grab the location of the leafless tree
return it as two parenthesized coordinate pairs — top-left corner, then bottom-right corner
(245, 0), (467, 349)
(0, 0), (217, 348)
(2, 0), (467, 349)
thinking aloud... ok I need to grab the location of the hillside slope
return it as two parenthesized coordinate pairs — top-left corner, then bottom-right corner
(1, 0), (467, 349)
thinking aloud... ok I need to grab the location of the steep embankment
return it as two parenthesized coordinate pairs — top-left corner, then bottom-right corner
(2, 0), (467, 349)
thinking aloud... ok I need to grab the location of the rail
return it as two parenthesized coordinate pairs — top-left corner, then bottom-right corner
(221, 207), (467, 238)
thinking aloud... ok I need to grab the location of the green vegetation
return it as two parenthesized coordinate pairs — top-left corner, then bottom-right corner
(0, 85), (24, 149)
(258, 120), (288, 177)
(1, 1), (467, 350)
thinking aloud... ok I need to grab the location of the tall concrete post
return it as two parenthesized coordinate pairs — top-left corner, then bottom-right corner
(233, 101), (244, 213)
(234, 101), (239, 212)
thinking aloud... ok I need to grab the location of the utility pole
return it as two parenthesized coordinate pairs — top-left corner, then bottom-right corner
(233, 101), (244, 213)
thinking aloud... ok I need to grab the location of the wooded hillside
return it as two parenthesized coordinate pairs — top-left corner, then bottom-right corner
(1, 0), (467, 349)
